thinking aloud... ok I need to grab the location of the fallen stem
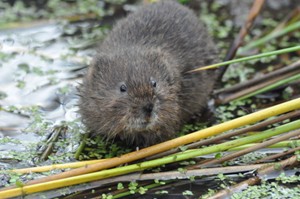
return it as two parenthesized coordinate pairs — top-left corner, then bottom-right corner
(235, 72), (300, 101)
(9, 159), (106, 174)
(216, 0), (265, 84)
(208, 155), (299, 199)
(189, 45), (300, 72)
(190, 128), (300, 169)
(74, 133), (89, 160)
(214, 60), (300, 95)
(135, 164), (268, 181)
(1, 98), (299, 197)
(217, 68), (300, 104)
(215, 45), (300, 95)
(147, 110), (300, 160)
(255, 145), (300, 163)
(1, 119), (300, 198)
(228, 140), (300, 151)
(39, 126), (68, 161)
(240, 21), (300, 52)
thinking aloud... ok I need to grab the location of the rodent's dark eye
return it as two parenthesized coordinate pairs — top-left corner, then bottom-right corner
(150, 78), (157, 88)
(151, 80), (157, 88)
(120, 84), (127, 92)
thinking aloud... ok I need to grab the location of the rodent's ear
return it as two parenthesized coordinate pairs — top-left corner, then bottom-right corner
(148, 48), (180, 82)
(94, 51), (110, 64)
(86, 52), (111, 80)
(150, 48), (177, 69)
(92, 52), (112, 71)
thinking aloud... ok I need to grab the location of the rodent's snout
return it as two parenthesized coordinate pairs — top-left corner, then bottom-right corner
(143, 103), (154, 116)
(142, 103), (155, 124)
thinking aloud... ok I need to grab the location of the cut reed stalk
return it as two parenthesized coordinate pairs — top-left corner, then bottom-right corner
(1, 119), (300, 198)
(1, 97), (298, 192)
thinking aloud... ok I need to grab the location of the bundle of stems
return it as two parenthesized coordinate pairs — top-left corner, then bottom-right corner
(214, 12), (300, 104)
(191, 45), (300, 104)
(0, 97), (299, 198)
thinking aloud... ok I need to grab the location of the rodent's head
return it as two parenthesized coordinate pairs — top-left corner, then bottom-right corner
(79, 47), (181, 145)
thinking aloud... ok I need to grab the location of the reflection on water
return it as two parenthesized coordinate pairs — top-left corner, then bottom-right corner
(0, 23), (88, 169)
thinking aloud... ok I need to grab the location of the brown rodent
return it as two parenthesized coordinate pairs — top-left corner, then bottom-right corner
(78, 0), (219, 147)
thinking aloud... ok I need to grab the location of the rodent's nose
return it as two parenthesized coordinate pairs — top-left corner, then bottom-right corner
(143, 103), (154, 115)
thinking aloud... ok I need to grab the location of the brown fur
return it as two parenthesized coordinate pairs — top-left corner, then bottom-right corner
(78, 0), (219, 146)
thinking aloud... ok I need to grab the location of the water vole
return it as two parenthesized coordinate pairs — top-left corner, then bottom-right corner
(78, 0), (219, 146)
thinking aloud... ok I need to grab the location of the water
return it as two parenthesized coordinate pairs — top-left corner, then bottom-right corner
(0, 22), (89, 170)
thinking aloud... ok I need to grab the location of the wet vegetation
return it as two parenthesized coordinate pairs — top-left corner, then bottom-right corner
(0, 0), (299, 198)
